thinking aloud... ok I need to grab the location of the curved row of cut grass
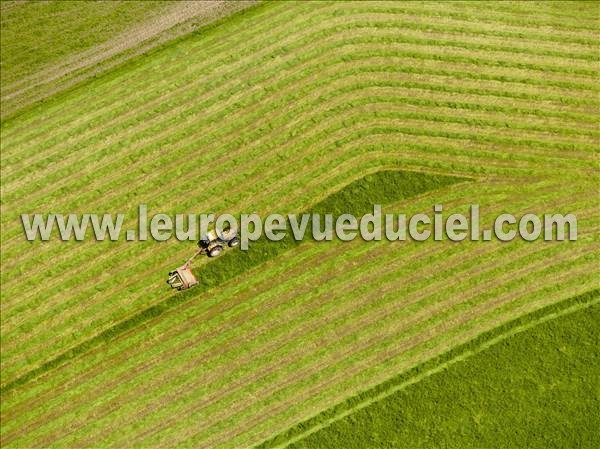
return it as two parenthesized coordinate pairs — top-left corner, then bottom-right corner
(3, 29), (596, 187)
(1, 1), (598, 446)
(3, 52), (596, 238)
(1, 136), (596, 382)
(2, 1), (597, 154)
(1, 129), (593, 383)
(2, 79), (592, 282)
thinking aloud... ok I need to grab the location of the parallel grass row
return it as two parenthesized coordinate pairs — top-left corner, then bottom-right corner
(262, 290), (600, 449)
(1, 1), (598, 447)
(1, 169), (464, 392)
(2, 181), (597, 447)
(1, 3), (597, 149)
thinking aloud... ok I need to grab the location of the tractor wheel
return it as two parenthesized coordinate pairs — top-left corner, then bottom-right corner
(228, 237), (240, 248)
(208, 245), (223, 257)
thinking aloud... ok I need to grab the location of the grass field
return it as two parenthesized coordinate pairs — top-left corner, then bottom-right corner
(1, 1), (599, 447)
(261, 290), (599, 449)
(0, 0), (255, 119)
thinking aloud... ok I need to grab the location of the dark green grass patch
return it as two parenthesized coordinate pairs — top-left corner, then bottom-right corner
(257, 289), (600, 449)
(195, 169), (466, 288)
(1, 169), (466, 394)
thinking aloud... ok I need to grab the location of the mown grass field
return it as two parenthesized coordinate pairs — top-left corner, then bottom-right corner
(262, 290), (599, 449)
(1, 1), (599, 448)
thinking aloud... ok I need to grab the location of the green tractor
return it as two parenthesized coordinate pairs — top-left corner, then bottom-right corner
(166, 227), (239, 291)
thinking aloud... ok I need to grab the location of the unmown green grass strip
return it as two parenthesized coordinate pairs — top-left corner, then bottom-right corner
(1, 167), (502, 384)
(0, 147), (588, 364)
(5, 207), (596, 444)
(1, 178), (488, 440)
(203, 287), (599, 449)
(115, 243), (596, 446)
(0, 135), (590, 262)
(4, 34), (600, 449)
(2, 178), (513, 422)
(255, 288), (600, 449)
(0, 140), (580, 346)
(92, 210), (596, 444)
(0, 147), (584, 350)
(2, 238), (432, 440)
(12, 233), (592, 446)
(14, 196), (596, 444)
(0, 170), (464, 393)
(196, 260), (596, 444)
(0, 159), (502, 366)
(2, 158), (556, 326)
(0, 164), (466, 356)
(1, 66), (524, 288)
(239, 277), (599, 449)
(126, 254), (596, 443)
(0, 239), (340, 426)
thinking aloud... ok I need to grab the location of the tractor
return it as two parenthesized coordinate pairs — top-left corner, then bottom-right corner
(166, 227), (239, 291)
(198, 226), (240, 257)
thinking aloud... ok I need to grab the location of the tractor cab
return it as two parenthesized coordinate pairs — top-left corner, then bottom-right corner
(198, 227), (239, 257)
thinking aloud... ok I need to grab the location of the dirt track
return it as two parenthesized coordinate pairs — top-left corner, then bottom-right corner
(1, 0), (257, 118)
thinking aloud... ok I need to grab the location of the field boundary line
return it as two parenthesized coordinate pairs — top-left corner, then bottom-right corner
(0, 1), (265, 122)
(260, 288), (600, 449)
